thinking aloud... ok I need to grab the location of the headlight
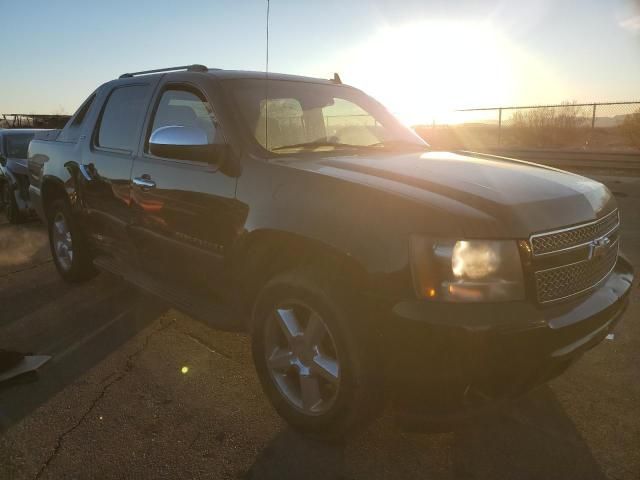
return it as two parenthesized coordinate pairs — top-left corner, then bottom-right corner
(409, 236), (525, 302)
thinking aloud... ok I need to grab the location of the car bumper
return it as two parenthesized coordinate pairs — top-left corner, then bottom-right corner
(384, 255), (634, 415)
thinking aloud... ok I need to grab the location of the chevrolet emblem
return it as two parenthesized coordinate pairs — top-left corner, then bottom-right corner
(589, 236), (611, 259)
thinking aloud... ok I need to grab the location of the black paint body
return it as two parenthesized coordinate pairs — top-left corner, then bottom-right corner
(27, 70), (634, 410)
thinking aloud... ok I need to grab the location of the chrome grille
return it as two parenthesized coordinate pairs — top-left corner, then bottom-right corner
(535, 240), (618, 303)
(529, 209), (620, 303)
(531, 210), (619, 255)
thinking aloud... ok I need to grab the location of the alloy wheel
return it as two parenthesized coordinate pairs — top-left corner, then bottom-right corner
(264, 301), (341, 415)
(52, 211), (73, 271)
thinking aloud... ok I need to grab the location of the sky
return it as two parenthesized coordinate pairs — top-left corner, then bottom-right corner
(1, 0), (639, 125)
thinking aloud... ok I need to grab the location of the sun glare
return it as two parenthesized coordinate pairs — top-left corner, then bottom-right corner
(315, 20), (560, 126)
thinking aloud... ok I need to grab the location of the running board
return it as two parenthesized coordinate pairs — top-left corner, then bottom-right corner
(93, 256), (240, 332)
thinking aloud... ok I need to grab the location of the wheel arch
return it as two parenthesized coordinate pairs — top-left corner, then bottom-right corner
(41, 176), (72, 220)
(230, 228), (370, 324)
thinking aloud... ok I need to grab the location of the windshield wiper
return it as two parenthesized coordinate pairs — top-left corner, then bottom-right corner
(271, 141), (379, 152)
(366, 140), (429, 150)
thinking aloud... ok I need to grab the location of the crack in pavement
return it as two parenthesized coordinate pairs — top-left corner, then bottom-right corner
(0, 260), (53, 278)
(33, 318), (175, 480)
(177, 328), (233, 360)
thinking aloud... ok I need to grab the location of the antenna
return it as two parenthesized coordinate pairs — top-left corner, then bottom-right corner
(265, 0), (270, 151)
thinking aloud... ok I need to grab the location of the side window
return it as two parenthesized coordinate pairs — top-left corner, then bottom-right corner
(148, 89), (220, 148)
(96, 85), (150, 152)
(59, 93), (96, 143)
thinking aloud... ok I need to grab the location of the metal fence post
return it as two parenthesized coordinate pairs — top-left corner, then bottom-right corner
(497, 108), (502, 146)
(591, 103), (596, 129)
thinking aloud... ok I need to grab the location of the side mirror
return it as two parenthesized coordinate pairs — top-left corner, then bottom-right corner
(149, 125), (226, 164)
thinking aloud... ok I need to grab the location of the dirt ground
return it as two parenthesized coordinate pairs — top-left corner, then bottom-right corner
(0, 173), (638, 480)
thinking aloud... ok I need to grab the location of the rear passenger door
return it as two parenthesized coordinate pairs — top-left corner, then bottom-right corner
(81, 79), (157, 261)
(129, 78), (241, 296)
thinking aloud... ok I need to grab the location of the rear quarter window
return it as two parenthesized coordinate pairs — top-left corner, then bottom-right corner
(58, 93), (96, 143)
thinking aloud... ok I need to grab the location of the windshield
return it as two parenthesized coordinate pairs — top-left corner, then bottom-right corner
(226, 78), (428, 155)
(3, 134), (34, 159)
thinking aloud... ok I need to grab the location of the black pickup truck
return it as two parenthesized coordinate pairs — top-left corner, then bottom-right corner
(28, 64), (633, 436)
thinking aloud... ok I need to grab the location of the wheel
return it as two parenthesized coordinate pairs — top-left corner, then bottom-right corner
(2, 183), (22, 224)
(47, 198), (97, 282)
(251, 266), (382, 438)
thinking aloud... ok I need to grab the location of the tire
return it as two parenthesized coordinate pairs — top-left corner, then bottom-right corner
(47, 198), (97, 283)
(251, 266), (382, 438)
(3, 183), (22, 224)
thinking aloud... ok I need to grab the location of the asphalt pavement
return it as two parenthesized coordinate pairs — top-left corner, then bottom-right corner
(0, 174), (638, 480)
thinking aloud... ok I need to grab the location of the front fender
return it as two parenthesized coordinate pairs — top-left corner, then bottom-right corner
(235, 156), (423, 300)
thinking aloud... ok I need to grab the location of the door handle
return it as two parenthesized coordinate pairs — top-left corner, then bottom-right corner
(133, 176), (156, 190)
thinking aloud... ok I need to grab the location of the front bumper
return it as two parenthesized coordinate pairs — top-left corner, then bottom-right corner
(384, 255), (634, 414)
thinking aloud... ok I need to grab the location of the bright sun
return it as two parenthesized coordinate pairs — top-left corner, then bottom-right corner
(313, 20), (559, 126)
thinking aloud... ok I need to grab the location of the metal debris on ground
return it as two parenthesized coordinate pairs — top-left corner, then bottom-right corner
(0, 350), (51, 383)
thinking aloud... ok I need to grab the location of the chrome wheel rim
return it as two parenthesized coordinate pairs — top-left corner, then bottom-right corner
(52, 212), (73, 271)
(264, 301), (341, 416)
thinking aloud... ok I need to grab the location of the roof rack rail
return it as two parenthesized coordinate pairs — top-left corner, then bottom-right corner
(119, 64), (208, 79)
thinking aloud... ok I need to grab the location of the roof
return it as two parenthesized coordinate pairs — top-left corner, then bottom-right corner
(206, 69), (339, 85)
(115, 64), (342, 86)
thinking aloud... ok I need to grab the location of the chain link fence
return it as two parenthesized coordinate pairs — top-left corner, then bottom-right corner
(415, 101), (640, 153)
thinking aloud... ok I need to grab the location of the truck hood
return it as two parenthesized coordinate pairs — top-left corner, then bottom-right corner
(287, 150), (616, 238)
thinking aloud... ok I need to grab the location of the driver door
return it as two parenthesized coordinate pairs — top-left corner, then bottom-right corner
(128, 81), (240, 296)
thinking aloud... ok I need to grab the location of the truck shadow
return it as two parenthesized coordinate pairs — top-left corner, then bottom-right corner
(450, 387), (605, 480)
(0, 216), (169, 432)
(0, 281), (166, 432)
(245, 386), (605, 480)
